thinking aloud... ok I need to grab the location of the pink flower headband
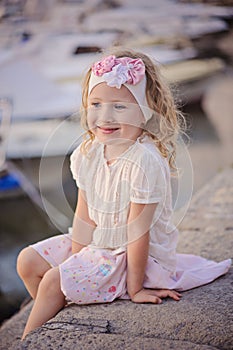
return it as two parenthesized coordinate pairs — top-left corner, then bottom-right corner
(88, 55), (153, 122)
(92, 55), (145, 88)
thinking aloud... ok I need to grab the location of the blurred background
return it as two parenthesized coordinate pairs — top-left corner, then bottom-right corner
(0, 0), (233, 323)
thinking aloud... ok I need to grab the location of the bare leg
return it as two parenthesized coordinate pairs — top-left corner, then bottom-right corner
(22, 267), (65, 340)
(17, 247), (51, 299)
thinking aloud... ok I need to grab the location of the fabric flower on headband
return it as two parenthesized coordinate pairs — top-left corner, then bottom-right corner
(92, 55), (145, 89)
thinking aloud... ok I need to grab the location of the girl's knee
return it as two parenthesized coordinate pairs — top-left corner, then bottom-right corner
(17, 247), (48, 278)
(39, 268), (62, 297)
(17, 247), (34, 277)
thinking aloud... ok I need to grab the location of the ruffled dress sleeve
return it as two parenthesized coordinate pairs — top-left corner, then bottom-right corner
(130, 149), (167, 204)
(70, 144), (86, 190)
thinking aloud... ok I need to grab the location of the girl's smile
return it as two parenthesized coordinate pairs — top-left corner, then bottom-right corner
(97, 124), (120, 134)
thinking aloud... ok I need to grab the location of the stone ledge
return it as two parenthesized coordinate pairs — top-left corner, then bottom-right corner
(0, 168), (232, 350)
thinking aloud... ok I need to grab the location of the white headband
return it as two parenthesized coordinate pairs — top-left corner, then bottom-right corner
(88, 55), (153, 122)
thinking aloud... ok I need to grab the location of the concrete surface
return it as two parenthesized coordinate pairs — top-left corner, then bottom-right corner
(0, 168), (232, 350)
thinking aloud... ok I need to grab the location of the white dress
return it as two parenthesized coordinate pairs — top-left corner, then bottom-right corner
(31, 136), (231, 304)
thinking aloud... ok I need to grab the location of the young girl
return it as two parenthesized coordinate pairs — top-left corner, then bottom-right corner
(17, 48), (231, 340)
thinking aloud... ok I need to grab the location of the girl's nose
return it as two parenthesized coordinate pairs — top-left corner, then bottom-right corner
(98, 103), (114, 123)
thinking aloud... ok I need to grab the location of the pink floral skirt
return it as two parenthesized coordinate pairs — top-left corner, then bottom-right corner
(31, 234), (231, 305)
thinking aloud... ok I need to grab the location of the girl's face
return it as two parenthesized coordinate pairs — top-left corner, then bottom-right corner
(87, 83), (144, 145)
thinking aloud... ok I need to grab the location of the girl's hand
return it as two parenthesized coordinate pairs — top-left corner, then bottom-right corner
(131, 288), (182, 304)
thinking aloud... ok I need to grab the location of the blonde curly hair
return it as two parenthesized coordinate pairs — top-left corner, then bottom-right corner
(80, 47), (186, 172)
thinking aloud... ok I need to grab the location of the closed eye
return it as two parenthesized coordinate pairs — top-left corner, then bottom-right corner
(114, 104), (127, 110)
(91, 102), (101, 108)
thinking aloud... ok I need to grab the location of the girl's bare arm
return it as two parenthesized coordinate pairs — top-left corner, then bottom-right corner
(72, 189), (96, 254)
(127, 202), (181, 303)
(126, 202), (156, 298)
